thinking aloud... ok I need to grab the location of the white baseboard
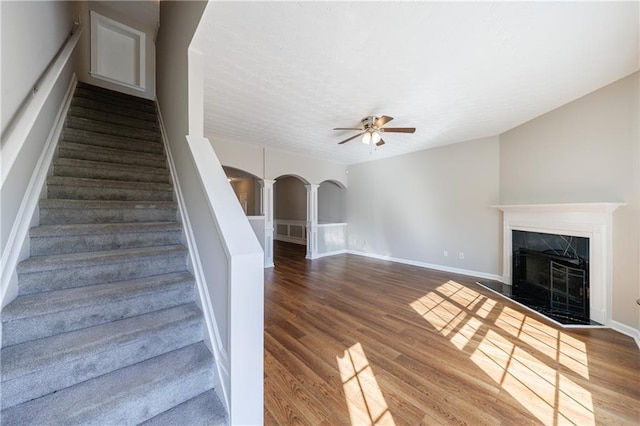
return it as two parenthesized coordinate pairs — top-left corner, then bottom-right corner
(346, 250), (503, 282)
(156, 103), (230, 412)
(1, 74), (77, 309)
(313, 249), (348, 259)
(610, 320), (640, 350)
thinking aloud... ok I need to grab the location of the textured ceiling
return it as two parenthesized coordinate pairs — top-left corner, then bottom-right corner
(193, 1), (639, 165)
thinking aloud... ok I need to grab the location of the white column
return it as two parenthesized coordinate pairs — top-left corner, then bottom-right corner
(305, 184), (319, 259)
(261, 179), (275, 268)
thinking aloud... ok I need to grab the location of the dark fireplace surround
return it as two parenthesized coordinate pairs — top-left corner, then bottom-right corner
(511, 231), (591, 325)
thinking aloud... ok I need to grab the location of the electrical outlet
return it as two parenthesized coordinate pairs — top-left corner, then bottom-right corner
(443, 251), (448, 257)
(459, 252), (465, 259)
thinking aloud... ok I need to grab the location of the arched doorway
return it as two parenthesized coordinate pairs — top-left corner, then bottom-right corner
(223, 166), (262, 216)
(273, 175), (309, 260)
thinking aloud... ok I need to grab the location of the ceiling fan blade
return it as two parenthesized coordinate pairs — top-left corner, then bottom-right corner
(333, 127), (363, 130)
(338, 132), (364, 144)
(376, 138), (385, 147)
(374, 115), (394, 128)
(380, 127), (416, 133)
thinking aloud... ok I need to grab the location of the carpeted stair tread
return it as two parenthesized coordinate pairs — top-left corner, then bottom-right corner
(71, 97), (158, 123)
(66, 116), (160, 141)
(48, 176), (173, 191)
(76, 82), (156, 107)
(17, 245), (188, 295)
(58, 141), (166, 168)
(62, 127), (164, 154)
(39, 199), (177, 225)
(68, 105), (159, 132)
(53, 157), (171, 183)
(1, 304), (203, 408)
(73, 85), (157, 114)
(1, 272), (195, 347)
(29, 222), (182, 256)
(141, 389), (228, 426)
(18, 245), (187, 274)
(47, 176), (174, 201)
(30, 221), (181, 238)
(1, 342), (214, 425)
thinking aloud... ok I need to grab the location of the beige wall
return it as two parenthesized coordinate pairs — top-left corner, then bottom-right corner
(1, 1), (75, 132)
(347, 136), (501, 277)
(500, 72), (639, 329)
(230, 178), (260, 216)
(318, 181), (346, 223)
(274, 176), (307, 221)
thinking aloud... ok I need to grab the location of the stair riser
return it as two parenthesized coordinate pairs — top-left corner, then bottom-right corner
(73, 87), (157, 114)
(58, 146), (166, 169)
(71, 97), (158, 123)
(2, 283), (194, 347)
(47, 184), (174, 202)
(31, 230), (182, 256)
(2, 320), (202, 409)
(63, 129), (164, 154)
(40, 207), (177, 225)
(53, 162), (170, 183)
(69, 106), (159, 132)
(66, 117), (160, 141)
(18, 254), (187, 295)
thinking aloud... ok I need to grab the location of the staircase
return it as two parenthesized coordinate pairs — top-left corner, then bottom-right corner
(1, 82), (227, 425)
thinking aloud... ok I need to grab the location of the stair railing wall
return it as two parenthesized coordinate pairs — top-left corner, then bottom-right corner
(184, 134), (264, 426)
(0, 24), (84, 308)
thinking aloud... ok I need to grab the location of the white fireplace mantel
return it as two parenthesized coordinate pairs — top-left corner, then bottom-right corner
(493, 202), (626, 326)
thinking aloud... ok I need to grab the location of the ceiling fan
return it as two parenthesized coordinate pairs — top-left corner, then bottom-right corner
(334, 115), (416, 146)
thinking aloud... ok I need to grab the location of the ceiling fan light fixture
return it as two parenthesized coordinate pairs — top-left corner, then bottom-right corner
(372, 131), (381, 144)
(362, 131), (372, 145)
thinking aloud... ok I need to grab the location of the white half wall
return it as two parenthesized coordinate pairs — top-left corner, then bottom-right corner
(499, 71), (640, 330)
(347, 136), (501, 278)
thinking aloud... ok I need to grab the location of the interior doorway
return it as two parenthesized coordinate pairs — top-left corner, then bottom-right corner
(273, 175), (308, 260)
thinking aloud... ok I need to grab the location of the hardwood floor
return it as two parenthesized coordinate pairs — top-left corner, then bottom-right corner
(264, 241), (640, 425)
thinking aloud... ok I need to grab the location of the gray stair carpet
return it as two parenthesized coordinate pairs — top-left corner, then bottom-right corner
(1, 81), (227, 425)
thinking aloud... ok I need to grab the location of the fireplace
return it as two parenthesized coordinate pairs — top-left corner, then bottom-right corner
(493, 203), (624, 327)
(512, 231), (590, 324)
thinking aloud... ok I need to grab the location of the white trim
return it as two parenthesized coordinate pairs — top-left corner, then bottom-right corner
(156, 103), (230, 411)
(494, 202), (625, 326)
(90, 11), (146, 91)
(317, 222), (348, 228)
(610, 320), (640, 350)
(1, 74), (78, 308)
(314, 249), (348, 259)
(346, 250), (503, 282)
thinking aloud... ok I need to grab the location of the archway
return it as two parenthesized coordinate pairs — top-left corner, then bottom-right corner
(223, 166), (262, 216)
(273, 175), (309, 261)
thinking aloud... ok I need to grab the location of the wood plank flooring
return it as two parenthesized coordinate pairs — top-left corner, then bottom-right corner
(264, 241), (640, 425)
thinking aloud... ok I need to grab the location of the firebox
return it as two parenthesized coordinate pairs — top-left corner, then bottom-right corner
(511, 230), (591, 325)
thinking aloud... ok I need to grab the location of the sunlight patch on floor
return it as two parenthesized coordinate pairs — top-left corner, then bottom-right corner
(337, 342), (396, 425)
(410, 280), (594, 425)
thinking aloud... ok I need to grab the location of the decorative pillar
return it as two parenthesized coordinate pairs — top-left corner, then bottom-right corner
(261, 179), (275, 268)
(305, 184), (319, 259)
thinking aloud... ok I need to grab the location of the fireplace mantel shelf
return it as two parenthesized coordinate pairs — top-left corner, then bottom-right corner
(493, 202), (626, 214)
